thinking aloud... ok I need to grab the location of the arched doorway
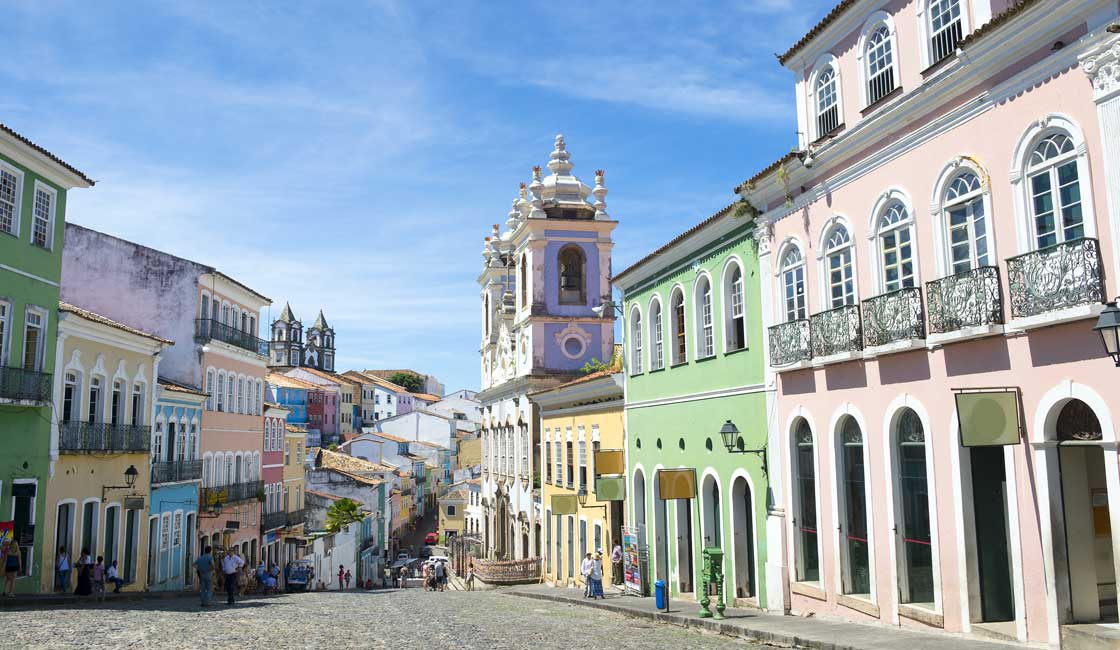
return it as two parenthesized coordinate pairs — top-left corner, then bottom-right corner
(496, 497), (509, 560)
(522, 531), (530, 560)
(675, 498), (694, 593)
(1056, 399), (1115, 623)
(702, 474), (721, 548)
(731, 476), (756, 599)
(652, 471), (668, 585)
(893, 408), (935, 607)
(837, 415), (870, 598)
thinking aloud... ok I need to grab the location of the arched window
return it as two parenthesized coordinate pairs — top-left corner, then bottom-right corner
(792, 418), (819, 583)
(865, 24), (896, 105)
(558, 245), (586, 304)
(1027, 132), (1083, 249)
(838, 415), (870, 596)
(724, 263), (746, 352)
(695, 276), (714, 358)
(943, 171), (989, 274)
(895, 408), (933, 604)
(816, 66), (840, 138)
(63, 371), (80, 422)
(648, 297), (664, 371)
(781, 247), (807, 321)
(87, 376), (103, 423)
(629, 307), (643, 374)
(205, 370), (215, 411)
(226, 375), (234, 415)
(824, 224), (856, 308)
(928, 0), (963, 64)
(876, 201), (915, 292)
(519, 254), (528, 309)
(670, 288), (687, 365)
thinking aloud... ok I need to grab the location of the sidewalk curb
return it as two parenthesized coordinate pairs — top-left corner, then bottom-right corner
(0, 589), (197, 608)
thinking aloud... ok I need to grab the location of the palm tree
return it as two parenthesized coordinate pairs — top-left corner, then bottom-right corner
(325, 498), (364, 532)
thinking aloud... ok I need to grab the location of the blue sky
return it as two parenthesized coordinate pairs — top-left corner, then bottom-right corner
(4, 0), (834, 392)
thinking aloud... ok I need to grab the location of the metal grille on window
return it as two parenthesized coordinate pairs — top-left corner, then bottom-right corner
(866, 26), (895, 105)
(816, 68), (839, 137)
(32, 188), (52, 248)
(930, 0), (963, 64)
(0, 169), (17, 235)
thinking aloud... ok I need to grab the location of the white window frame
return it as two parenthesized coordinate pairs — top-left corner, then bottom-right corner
(29, 181), (57, 250)
(0, 299), (9, 366)
(22, 306), (47, 372)
(808, 55), (843, 141)
(856, 14), (899, 109)
(868, 189), (919, 294)
(777, 241), (808, 322)
(722, 258), (747, 353)
(648, 296), (664, 371)
(817, 219), (859, 310)
(694, 273), (715, 359)
(916, 0), (974, 70)
(0, 161), (23, 238)
(931, 158), (996, 278)
(629, 306), (643, 375)
(669, 285), (688, 365)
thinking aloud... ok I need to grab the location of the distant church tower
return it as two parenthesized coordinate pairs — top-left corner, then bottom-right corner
(477, 134), (617, 561)
(269, 303), (336, 371)
(305, 310), (336, 372)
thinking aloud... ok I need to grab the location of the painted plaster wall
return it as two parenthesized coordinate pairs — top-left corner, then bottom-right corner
(148, 481), (197, 591)
(374, 410), (455, 449)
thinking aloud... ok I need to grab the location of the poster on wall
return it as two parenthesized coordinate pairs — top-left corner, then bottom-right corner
(622, 525), (645, 596)
(0, 521), (12, 546)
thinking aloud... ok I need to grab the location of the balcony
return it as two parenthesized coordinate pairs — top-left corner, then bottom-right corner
(262, 510), (287, 531)
(926, 266), (1004, 335)
(194, 319), (268, 357)
(286, 508), (305, 527)
(1006, 238), (1104, 320)
(861, 286), (925, 349)
(768, 319), (811, 367)
(59, 421), (150, 453)
(810, 304), (863, 358)
(0, 366), (52, 404)
(201, 480), (263, 507)
(151, 459), (203, 484)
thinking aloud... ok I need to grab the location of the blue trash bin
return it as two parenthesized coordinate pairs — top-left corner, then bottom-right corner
(654, 579), (666, 610)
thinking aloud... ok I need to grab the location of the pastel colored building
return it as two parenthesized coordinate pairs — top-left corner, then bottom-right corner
(0, 124), (91, 592)
(477, 135), (617, 563)
(749, 1), (1120, 645)
(150, 379), (207, 591)
(61, 224), (271, 566)
(342, 370), (413, 422)
(262, 402), (289, 566)
(43, 302), (170, 593)
(282, 423), (307, 566)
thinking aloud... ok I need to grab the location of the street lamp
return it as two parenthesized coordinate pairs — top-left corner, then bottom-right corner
(1094, 302), (1120, 366)
(101, 465), (140, 502)
(591, 295), (623, 318)
(717, 420), (769, 476)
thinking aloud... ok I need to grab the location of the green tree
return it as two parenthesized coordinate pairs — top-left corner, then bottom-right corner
(325, 498), (365, 532)
(388, 372), (424, 393)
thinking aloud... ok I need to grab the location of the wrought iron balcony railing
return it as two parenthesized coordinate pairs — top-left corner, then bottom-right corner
(194, 319), (269, 357)
(262, 510), (287, 531)
(810, 304), (863, 357)
(926, 266), (1004, 334)
(201, 480), (263, 507)
(862, 286), (925, 347)
(1006, 238), (1104, 319)
(768, 319), (812, 366)
(286, 508), (305, 527)
(0, 366), (52, 403)
(59, 421), (150, 453)
(151, 459), (203, 484)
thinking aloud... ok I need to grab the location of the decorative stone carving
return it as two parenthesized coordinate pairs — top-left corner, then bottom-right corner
(554, 322), (592, 360)
(1081, 35), (1120, 102)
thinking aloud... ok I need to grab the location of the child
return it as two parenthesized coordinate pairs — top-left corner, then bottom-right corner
(92, 556), (106, 599)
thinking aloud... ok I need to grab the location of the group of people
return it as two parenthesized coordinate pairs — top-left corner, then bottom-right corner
(580, 552), (606, 599)
(422, 560), (448, 591)
(193, 545), (246, 607)
(53, 546), (125, 597)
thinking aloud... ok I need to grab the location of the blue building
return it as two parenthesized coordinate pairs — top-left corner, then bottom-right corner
(149, 381), (207, 591)
(268, 375), (311, 426)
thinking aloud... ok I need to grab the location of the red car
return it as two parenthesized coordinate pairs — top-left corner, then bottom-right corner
(425, 532), (438, 545)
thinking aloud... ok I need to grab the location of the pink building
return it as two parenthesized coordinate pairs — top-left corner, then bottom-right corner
(749, 1), (1120, 646)
(261, 403), (289, 566)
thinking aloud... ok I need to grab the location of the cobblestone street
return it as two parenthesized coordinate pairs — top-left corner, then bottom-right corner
(0, 590), (778, 650)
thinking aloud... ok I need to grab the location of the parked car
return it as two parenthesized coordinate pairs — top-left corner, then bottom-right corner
(285, 559), (314, 593)
(424, 532), (438, 545)
(396, 552), (410, 563)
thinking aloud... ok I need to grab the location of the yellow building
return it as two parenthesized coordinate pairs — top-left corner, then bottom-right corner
(533, 370), (625, 588)
(438, 488), (467, 541)
(455, 433), (481, 471)
(282, 423), (306, 564)
(41, 303), (171, 593)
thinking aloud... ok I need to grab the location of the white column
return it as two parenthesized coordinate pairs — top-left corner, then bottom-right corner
(1080, 34), (1120, 289)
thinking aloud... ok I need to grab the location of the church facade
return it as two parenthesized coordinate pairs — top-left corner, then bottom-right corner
(268, 303), (336, 373)
(477, 135), (616, 561)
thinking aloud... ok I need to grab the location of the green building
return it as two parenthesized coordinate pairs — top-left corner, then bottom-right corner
(0, 124), (92, 592)
(615, 207), (771, 609)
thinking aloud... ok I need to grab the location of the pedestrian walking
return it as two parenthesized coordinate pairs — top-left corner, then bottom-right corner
(398, 565), (408, 589)
(465, 561), (474, 592)
(107, 560), (125, 593)
(611, 543), (623, 586)
(55, 546), (70, 593)
(433, 560), (446, 592)
(344, 569), (351, 589)
(221, 547), (245, 605)
(337, 565), (345, 590)
(74, 548), (92, 596)
(580, 552), (593, 598)
(92, 555), (106, 599)
(195, 546), (214, 607)
(3, 540), (21, 596)
(589, 553), (605, 600)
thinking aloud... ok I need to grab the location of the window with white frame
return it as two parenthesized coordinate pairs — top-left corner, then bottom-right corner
(131, 383), (144, 426)
(205, 370), (215, 410)
(725, 263), (746, 352)
(22, 309), (44, 371)
(227, 376), (234, 415)
(87, 376), (103, 424)
(1028, 132), (1084, 249)
(629, 307), (643, 374)
(670, 288), (687, 365)
(63, 372), (79, 422)
(172, 512), (182, 547)
(649, 297), (664, 370)
(153, 420), (164, 461)
(216, 373), (225, 412)
(0, 164), (20, 236)
(160, 513), (170, 552)
(695, 276), (714, 358)
(865, 25), (896, 105)
(176, 424), (187, 462)
(0, 300), (8, 365)
(929, 0), (963, 65)
(877, 201), (915, 292)
(943, 171), (989, 274)
(111, 380), (123, 425)
(781, 247), (807, 321)
(824, 225), (856, 308)
(189, 422), (198, 460)
(815, 66), (840, 138)
(31, 183), (56, 249)
(237, 377), (245, 414)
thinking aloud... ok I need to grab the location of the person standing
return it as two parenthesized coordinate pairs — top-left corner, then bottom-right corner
(433, 560), (445, 592)
(580, 552), (593, 598)
(74, 548), (92, 596)
(3, 540), (21, 596)
(221, 547), (245, 605)
(92, 556), (106, 599)
(611, 543), (623, 586)
(589, 553), (605, 600)
(464, 560), (474, 592)
(55, 546), (70, 593)
(337, 565), (345, 590)
(195, 546), (214, 607)
(107, 560), (125, 593)
(398, 565), (408, 590)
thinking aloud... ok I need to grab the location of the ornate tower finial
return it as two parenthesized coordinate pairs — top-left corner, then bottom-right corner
(593, 169), (609, 220)
(528, 166), (545, 219)
(489, 225), (503, 266)
(548, 134), (573, 175)
(506, 197), (521, 232)
(517, 182), (531, 218)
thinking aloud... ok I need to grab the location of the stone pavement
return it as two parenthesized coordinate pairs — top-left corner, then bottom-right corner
(505, 584), (1024, 650)
(0, 588), (786, 650)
